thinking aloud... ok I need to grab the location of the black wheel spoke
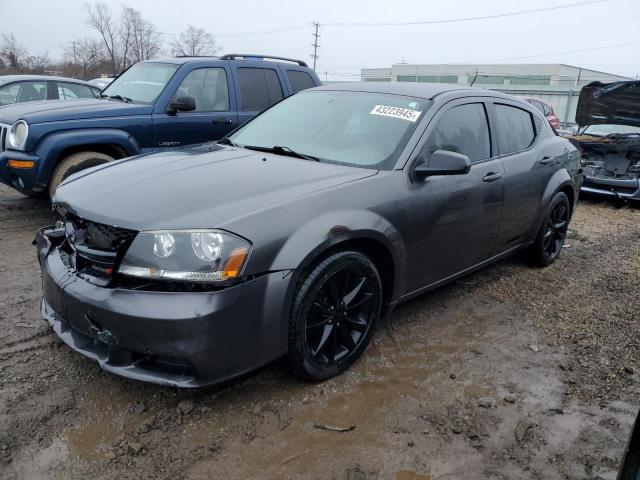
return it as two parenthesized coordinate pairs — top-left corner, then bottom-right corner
(312, 324), (334, 356)
(337, 324), (357, 350)
(554, 220), (567, 230)
(343, 276), (367, 307)
(344, 315), (368, 333)
(346, 292), (374, 310)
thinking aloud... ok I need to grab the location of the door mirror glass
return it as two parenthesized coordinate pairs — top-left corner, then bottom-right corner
(414, 150), (471, 178)
(168, 95), (196, 114)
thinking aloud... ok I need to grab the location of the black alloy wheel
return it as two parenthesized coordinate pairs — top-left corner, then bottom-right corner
(529, 191), (571, 266)
(288, 251), (382, 380)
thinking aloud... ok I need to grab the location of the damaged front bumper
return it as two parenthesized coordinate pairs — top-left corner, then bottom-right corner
(581, 175), (640, 200)
(35, 226), (293, 388)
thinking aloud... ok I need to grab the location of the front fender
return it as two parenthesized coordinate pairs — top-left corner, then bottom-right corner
(268, 209), (407, 303)
(33, 129), (141, 187)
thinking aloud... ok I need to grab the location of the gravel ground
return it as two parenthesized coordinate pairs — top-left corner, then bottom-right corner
(0, 183), (638, 480)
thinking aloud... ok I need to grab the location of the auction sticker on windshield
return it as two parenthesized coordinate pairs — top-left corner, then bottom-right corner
(370, 105), (422, 122)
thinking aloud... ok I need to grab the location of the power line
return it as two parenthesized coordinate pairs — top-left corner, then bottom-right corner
(471, 41), (640, 63)
(322, 0), (612, 27)
(311, 22), (320, 71)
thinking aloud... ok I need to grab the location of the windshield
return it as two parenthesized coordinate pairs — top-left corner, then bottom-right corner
(101, 62), (179, 103)
(581, 124), (640, 136)
(229, 90), (431, 169)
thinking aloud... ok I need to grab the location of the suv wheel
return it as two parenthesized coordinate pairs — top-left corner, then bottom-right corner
(48, 151), (114, 198)
(528, 191), (570, 267)
(288, 251), (382, 381)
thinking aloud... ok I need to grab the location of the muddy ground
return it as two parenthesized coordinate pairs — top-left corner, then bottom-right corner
(0, 182), (638, 480)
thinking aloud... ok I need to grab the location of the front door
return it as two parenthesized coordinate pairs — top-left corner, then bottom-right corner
(153, 67), (237, 149)
(404, 100), (505, 293)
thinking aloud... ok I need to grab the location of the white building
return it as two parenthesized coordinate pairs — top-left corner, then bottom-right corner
(361, 64), (632, 126)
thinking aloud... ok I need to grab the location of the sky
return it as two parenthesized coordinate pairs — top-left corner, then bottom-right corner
(2, 0), (639, 80)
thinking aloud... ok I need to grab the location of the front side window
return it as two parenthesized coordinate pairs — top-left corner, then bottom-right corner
(101, 62), (179, 103)
(420, 103), (491, 164)
(172, 68), (229, 112)
(494, 104), (536, 154)
(230, 90), (430, 169)
(237, 68), (283, 111)
(57, 83), (97, 100)
(286, 70), (315, 93)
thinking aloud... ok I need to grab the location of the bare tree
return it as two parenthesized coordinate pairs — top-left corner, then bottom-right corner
(86, 2), (164, 73)
(121, 6), (162, 66)
(63, 38), (103, 79)
(0, 34), (28, 72)
(171, 25), (219, 57)
(22, 53), (51, 74)
(85, 2), (121, 74)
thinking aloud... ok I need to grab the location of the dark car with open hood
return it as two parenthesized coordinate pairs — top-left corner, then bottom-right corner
(569, 80), (640, 201)
(35, 82), (582, 387)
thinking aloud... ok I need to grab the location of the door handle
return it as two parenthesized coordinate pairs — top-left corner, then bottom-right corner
(213, 118), (233, 125)
(539, 156), (553, 165)
(482, 172), (503, 182)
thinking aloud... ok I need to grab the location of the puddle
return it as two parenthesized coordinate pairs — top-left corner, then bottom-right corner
(396, 470), (432, 480)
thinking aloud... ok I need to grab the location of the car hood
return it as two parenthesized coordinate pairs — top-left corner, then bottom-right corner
(54, 144), (378, 230)
(0, 98), (152, 124)
(575, 80), (640, 128)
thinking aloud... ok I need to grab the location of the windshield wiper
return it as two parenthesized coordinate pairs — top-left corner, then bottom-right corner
(243, 145), (319, 162)
(216, 138), (239, 147)
(100, 94), (132, 103)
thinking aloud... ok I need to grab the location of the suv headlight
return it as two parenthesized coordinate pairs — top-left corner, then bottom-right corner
(118, 229), (251, 283)
(7, 120), (28, 150)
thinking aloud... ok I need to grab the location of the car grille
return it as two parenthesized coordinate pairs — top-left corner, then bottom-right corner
(59, 210), (137, 285)
(0, 123), (8, 152)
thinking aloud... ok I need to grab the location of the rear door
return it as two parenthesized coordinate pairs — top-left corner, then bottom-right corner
(404, 98), (505, 292)
(152, 66), (237, 148)
(490, 100), (556, 251)
(232, 64), (285, 127)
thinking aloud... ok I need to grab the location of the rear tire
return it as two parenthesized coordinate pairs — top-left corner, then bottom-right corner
(48, 151), (114, 198)
(527, 191), (571, 267)
(288, 251), (382, 381)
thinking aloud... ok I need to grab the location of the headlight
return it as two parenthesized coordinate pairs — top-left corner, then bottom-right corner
(118, 229), (251, 283)
(7, 121), (28, 150)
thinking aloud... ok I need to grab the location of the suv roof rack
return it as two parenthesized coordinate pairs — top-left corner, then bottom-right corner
(219, 54), (308, 67)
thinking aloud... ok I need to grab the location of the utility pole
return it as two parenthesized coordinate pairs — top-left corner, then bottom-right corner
(311, 22), (320, 71)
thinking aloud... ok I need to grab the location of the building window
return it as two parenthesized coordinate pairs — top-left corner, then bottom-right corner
(509, 75), (551, 86)
(417, 75), (458, 83)
(363, 77), (391, 82)
(474, 75), (505, 85)
(397, 75), (418, 82)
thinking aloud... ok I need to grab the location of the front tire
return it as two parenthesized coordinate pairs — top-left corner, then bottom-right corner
(288, 251), (383, 381)
(528, 191), (571, 267)
(48, 151), (114, 198)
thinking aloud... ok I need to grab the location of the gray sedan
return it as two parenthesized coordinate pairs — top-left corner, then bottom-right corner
(35, 82), (583, 387)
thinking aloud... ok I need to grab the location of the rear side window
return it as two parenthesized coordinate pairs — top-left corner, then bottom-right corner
(286, 70), (315, 93)
(541, 102), (552, 116)
(421, 103), (491, 163)
(494, 104), (535, 154)
(172, 68), (229, 111)
(237, 68), (283, 111)
(0, 81), (48, 104)
(57, 83), (97, 99)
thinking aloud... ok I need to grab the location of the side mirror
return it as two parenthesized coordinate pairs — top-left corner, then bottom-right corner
(167, 96), (196, 115)
(414, 150), (471, 179)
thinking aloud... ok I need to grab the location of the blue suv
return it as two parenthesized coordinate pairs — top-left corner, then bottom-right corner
(0, 54), (321, 197)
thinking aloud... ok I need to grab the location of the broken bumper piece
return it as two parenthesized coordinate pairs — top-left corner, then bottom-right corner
(36, 227), (292, 388)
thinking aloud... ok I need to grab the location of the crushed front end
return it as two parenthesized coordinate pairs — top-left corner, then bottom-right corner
(34, 208), (292, 388)
(570, 134), (640, 200)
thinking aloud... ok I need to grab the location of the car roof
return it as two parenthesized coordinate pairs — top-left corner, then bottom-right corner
(0, 75), (97, 86)
(310, 81), (516, 100)
(141, 55), (311, 68)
